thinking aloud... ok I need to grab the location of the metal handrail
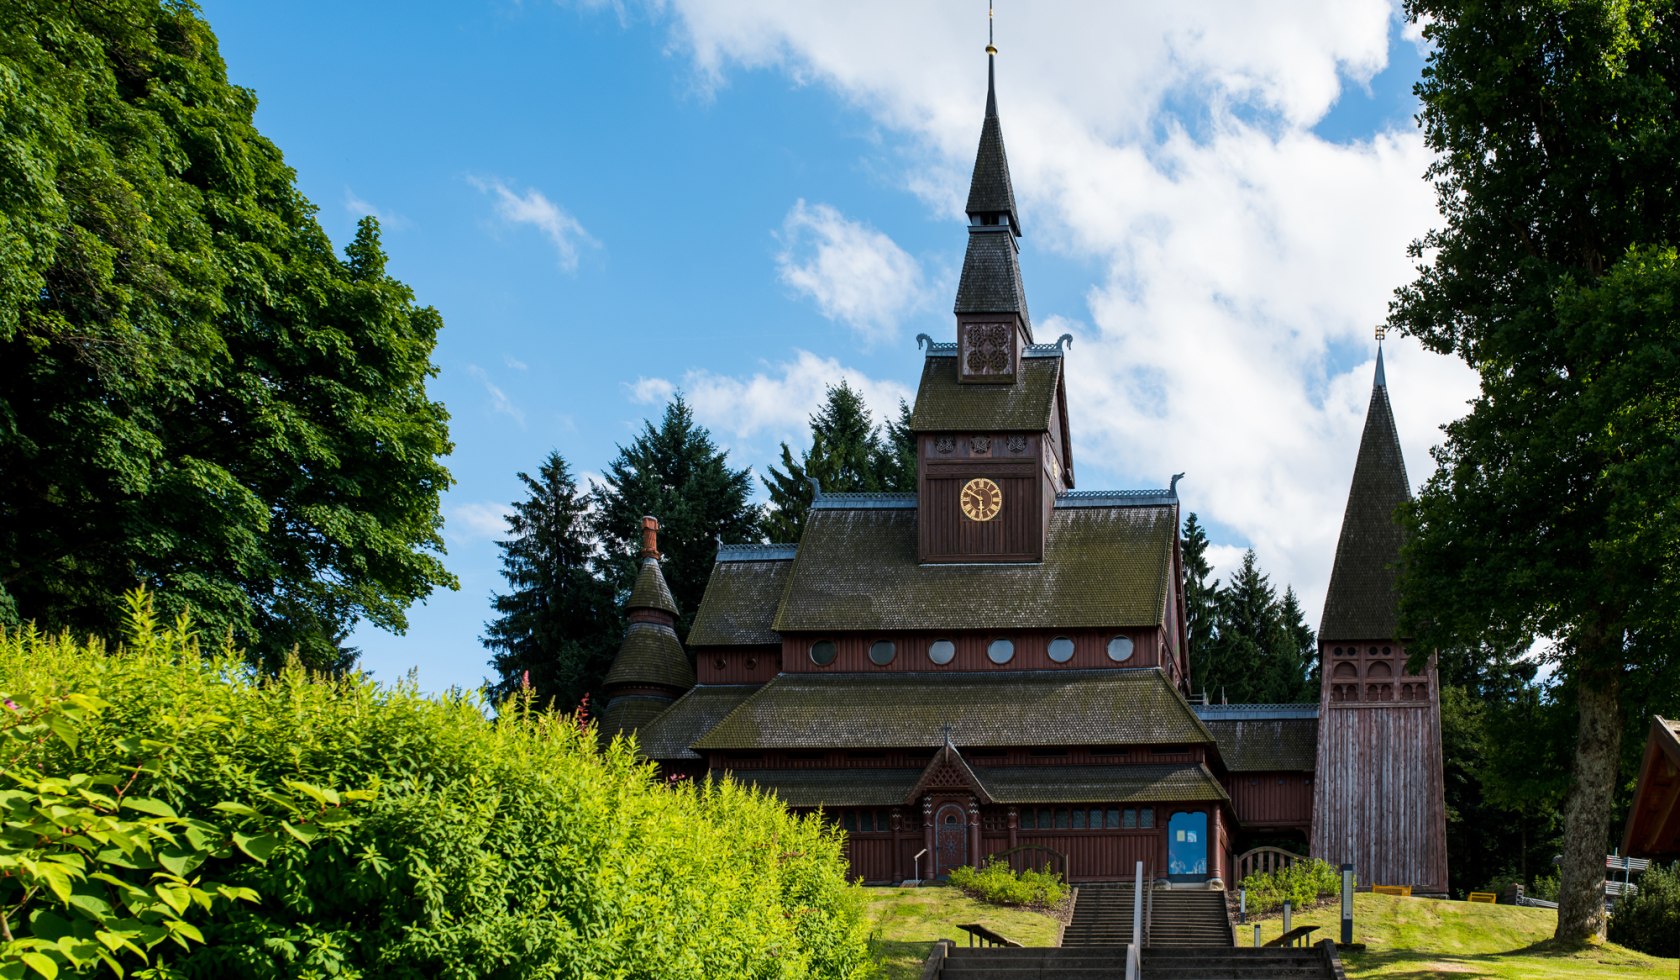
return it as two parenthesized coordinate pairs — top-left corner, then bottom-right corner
(912, 848), (928, 884)
(1124, 942), (1140, 980)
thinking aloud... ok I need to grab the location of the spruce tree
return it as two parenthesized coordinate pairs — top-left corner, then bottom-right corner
(1181, 513), (1221, 692)
(762, 382), (911, 542)
(482, 451), (617, 710)
(1276, 587), (1318, 701)
(593, 396), (761, 639)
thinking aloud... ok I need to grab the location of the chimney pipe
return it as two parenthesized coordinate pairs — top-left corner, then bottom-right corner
(640, 516), (660, 559)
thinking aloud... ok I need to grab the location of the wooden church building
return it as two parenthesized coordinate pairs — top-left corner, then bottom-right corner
(597, 51), (1447, 893)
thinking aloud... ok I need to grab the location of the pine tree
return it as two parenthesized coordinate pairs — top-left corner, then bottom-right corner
(1276, 587), (1318, 701)
(593, 396), (761, 638)
(482, 452), (618, 710)
(1181, 513), (1221, 692)
(1199, 551), (1316, 704)
(762, 382), (911, 542)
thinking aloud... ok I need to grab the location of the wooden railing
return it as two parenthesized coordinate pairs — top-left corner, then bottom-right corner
(1235, 846), (1307, 882)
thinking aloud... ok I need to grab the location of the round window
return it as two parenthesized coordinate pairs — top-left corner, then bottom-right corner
(988, 638), (1015, 664)
(1106, 636), (1135, 662)
(869, 640), (896, 666)
(1048, 636), (1075, 663)
(928, 639), (955, 665)
(810, 640), (837, 666)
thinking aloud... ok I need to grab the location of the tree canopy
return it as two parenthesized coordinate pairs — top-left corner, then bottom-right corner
(1395, 0), (1680, 941)
(482, 451), (618, 711)
(762, 383), (915, 542)
(592, 395), (761, 639)
(0, 0), (455, 671)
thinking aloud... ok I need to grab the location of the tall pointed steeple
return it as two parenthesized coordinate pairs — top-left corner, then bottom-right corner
(1319, 345), (1411, 642)
(955, 36), (1032, 382)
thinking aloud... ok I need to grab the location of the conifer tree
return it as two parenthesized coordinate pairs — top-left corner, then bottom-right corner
(482, 451), (617, 710)
(1200, 551), (1316, 704)
(1181, 513), (1221, 690)
(763, 382), (911, 542)
(593, 396), (761, 638)
(1276, 587), (1318, 700)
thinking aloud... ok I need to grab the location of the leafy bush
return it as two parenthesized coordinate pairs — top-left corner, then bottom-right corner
(1609, 861), (1680, 958)
(0, 593), (873, 979)
(1531, 870), (1562, 902)
(1239, 859), (1345, 915)
(948, 859), (1067, 908)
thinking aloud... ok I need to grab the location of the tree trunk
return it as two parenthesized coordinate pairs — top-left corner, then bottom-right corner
(1554, 659), (1623, 944)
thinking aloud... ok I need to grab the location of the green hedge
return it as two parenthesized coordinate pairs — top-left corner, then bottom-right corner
(1238, 859), (1345, 915)
(0, 594), (873, 979)
(1609, 861), (1680, 958)
(947, 860), (1067, 908)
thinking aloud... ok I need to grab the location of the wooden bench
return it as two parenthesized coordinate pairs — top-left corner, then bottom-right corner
(1372, 885), (1412, 897)
(1467, 892), (1497, 904)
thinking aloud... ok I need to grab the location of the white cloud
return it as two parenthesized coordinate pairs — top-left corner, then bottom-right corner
(616, 0), (1477, 628)
(447, 501), (513, 544)
(504, 355), (529, 372)
(775, 199), (927, 345)
(469, 177), (598, 271)
(630, 349), (914, 449)
(344, 188), (406, 228)
(466, 364), (526, 428)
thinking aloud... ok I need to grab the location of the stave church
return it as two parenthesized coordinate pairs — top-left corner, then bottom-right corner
(597, 49), (1448, 894)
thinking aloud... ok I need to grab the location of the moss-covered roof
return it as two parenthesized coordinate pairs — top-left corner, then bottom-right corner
(627, 558), (679, 616)
(693, 669), (1213, 751)
(719, 768), (923, 808)
(711, 762), (1227, 808)
(632, 685), (757, 761)
(976, 763), (1230, 805)
(1201, 718), (1318, 772)
(602, 623), (694, 692)
(1320, 358), (1410, 641)
(771, 503), (1175, 632)
(909, 354), (1060, 432)
(687, 558), (793, 647)
(598, 694), (672, 740)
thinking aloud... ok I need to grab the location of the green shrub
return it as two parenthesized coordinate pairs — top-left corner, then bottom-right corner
(1609, 861), (1680, 958)
(1239, 859), (1345, 915)
(948, 859), (1067, 908)
(1531, 870), (1562, 902)
(0, 593), (873, 979)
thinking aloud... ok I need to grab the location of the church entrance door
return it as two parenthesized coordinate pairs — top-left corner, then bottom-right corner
(1167, 811), (1209, 883)
(934, 803), (968, 877)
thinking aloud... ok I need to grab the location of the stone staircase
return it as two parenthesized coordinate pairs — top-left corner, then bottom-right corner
(938, 945), (1340, 979)
(1061, 885), (1234, 948)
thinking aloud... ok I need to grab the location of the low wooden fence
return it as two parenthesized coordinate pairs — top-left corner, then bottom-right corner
(1235, 846), (1307, 882)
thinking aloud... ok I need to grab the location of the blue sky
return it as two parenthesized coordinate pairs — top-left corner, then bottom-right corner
(198, 1), (1476, 695)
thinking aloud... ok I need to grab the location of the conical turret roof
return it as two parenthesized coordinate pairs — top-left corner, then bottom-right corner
(1320, 348), (1411, 641)
(965, 58), (1020, 231)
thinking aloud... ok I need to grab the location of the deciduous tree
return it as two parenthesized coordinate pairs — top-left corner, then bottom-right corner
(1396, 0), (1680, 940)
(0, 1), (455, 671)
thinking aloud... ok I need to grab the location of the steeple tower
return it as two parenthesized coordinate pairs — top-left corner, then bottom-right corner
(1311, 344), (1449, 895)
(956, 34), (1031, 383)
(598, 517), (695, 740)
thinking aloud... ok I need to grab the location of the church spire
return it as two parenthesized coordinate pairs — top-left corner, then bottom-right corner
(1319, 346), (1412, 641)
(955, 19), (1032, 371)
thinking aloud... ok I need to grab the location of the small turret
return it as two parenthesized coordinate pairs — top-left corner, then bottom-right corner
(599, 516), (694, 739)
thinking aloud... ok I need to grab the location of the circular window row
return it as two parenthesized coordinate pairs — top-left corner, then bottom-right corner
(809, 635), (1135, 666)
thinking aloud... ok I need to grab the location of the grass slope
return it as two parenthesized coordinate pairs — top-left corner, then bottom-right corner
(1238, 892), (1677, 979)
(862, 886), (1063, 980)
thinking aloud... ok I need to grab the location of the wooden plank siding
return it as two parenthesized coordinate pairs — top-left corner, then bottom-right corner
(1311, 700), (1448, 893)
(919, 469), (1043, 562)
(692, 645), (780, 685)
(1227, 772), (1313, 830)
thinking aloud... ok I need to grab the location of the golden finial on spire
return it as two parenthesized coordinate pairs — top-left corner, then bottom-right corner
(1375, 324), (1387, 343)
(986, 1), (997, 55)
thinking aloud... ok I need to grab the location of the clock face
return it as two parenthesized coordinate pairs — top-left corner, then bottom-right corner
(959, 477), (1003, 522)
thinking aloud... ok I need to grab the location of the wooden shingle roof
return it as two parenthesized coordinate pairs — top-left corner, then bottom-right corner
(714, 762), (1226, 809)
(1200, 717), (1319, 772)
(721, 768), (923, 808)
(687, 552), (794, 647)
(692, 669), (1213, 751)
(909, 354), (1060, 432)
(602, 623), (694, 691)
(1320, 351), (1411, 641)
(626, 557), (679, 616)
(632, 684), (757, 761)
(965, 58), (1020, 232)
(954, 229), (1030, 325)
(771, 502), (1175, 633)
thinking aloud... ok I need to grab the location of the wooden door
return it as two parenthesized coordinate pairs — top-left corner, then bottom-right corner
(934, 803), (968, 877)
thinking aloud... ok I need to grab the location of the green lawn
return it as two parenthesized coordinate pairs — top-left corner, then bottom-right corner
(861, 885), (1064, 980)
(1237, 892), (1677, 979)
